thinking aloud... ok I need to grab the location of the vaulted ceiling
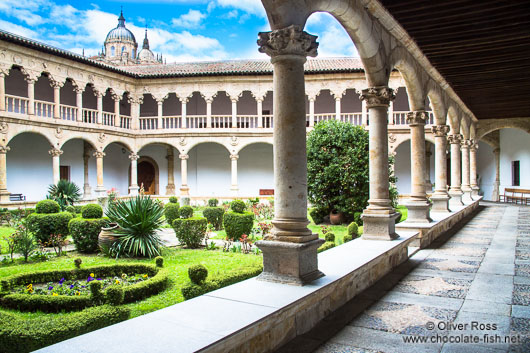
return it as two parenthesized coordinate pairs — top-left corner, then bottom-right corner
(380, 0), (530, 120)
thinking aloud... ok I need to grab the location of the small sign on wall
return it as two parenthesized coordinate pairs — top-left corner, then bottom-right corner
(259, 189), (274, 195)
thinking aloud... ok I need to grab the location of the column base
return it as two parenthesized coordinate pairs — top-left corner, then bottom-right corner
(230, 186), (239, 197)
(471, 186), (479, 197)
(402, 199), (432, 223)
(180, 186), (189, 196)
(461, 187), (473, 202)
(95, 186), (106, 198)
(449, 190), (464, 206)
(165, 184), (176, 195)
(83, 184), (92, 200)
(430, 192), (451, 212)
(0, 191), (11, 202)
(255, 238), (325, 286)
(361, 210), (400, 240)
(129, 185), (139, 196)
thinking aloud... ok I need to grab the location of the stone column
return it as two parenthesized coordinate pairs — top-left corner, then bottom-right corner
(469, 140), (479, 197)
(48, 148), (63, 185)
(0, 146), (11, 201)
(425, 143), (432, 192)
(129, 153), (139, 196)
(334, 95), (341, 120)
(113, 94), (121, 127)
(256, 25), (324, 285)
(492, 148), (500, 201)
(181, 99), (188, 128)
(132, 98), (142, 130)
(206, 98), (213, 128)
(430, 125), (451, 212)
(179, 154), (189, 196)
(82, 142), (91, 199)
(308, 97), (315, 127)
(448, 134), (464, 206)
(461, 139), (472, 202)
(96, 92), (103, 125)
(93, 151), (106, 196)
(403, 111), (432, 223)
(0, 72), (5, 112)
(388, 101), (394, 125)
(75, 88), (83, 122)
(52, 82), (62, 119)
(360, 87), (400, 239)
(361, 99), (368, 126)
(166, 147), (176, 195)
(230, 154), (239, 195)
(257, 98), (263, 128)
(231, 97), (238, 128)
(26, 78), (35, 115)
(156, 99), (163, 129)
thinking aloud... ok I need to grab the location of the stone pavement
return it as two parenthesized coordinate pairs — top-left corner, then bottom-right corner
(279, 202), (529, 353)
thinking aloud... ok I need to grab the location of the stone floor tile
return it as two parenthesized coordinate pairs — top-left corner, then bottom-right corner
(466, 274), (514, 304)
(441, 343), (507, 353)
(393, 275), (471, 299)
(511, 305), (530, 319)
(379, 291), (463, 310)
(460, 299), (512, 316)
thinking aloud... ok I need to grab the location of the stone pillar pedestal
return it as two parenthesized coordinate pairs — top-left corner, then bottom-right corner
(113, 95), (121, 127)
(255, 25), (324, 285)
(179, 154), (189, 196)
(230, 154), (239, 195)
(461, 139), (472, 202)
(76, 88), (83, 122)
(157, 100), (163, 129)
(0, 146), (10, 201)
(430, 125), (451, 212)
(52, 82), (61, 119)
(231, 98), (238, 128)
(469, 141), (479, 197)
(49, 148), (63, 185)
(257, 98), (263, 128)
(181, 100), (188, 128)
(96, 92), (103, 125)
(83, 142), (91, 199)
(448, 134), (464, 206)
(492, 148), (500, 201)
(166, 147), (176, 195)
(360, 87), (400, 240)
(403, 111), (432, 223)
(93, 151), (106, 197)
(129, 153), (139, 196)
(334, 96), (341, 120)
(27, 79), (35, 115)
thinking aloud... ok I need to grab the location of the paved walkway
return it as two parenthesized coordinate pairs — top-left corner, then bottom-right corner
(279, 202), (529, 353)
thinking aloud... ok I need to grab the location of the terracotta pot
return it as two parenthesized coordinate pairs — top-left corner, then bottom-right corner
(329, 211), (344, 225)
(98, 223), (120, 250)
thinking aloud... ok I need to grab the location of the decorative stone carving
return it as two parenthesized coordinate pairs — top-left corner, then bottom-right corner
(432, 125), (450, 137)
(129, 153), (139, 161)
(0, 146), (10, 154)
(406, 111), (429, 125)
(258, 25), (318, 58)
(460, 139), (473, 148)
(230, 154), (239, 161)
(230, 136), (239, 146)
(178, 137), (187, 146)
(54, 127), (63, 139)
(447, 134), (463, 144)
(98, 133), (106, 143)
(0, 122), (8, 134)
(179, 154), (189, 160)
(360, 87), (395, 108)
(48, 148), (63, 157)
(388, 133), (396, 143)
(93, 151), (105, 158)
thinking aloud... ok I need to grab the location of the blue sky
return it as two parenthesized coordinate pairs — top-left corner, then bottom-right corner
(0, 0), (358, 63)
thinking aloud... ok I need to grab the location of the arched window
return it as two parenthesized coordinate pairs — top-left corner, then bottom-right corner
(121, 46), (126, 54)
(132, 49), (136, 58)
(111, 46), (115, 56)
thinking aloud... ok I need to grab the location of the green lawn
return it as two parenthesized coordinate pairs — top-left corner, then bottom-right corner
(0, 226), (15, 254)
(0, 247), (262, 320)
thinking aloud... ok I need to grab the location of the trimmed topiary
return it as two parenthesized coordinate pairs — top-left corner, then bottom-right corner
(230, 200), (246, 213)
(179, 205), (193, 219)
(325, 232), (335, 243)
(310, 207), (328, 225)
(343, 234), (353, 243)
(69, 218), (109, 253)
(26, 212), (73, 245)
(155, 256), (164, 268)
(223, 211), (253, 241)
(105, 285), (124, 306)
(164, 203), (180, 225)
(173, 217), (207, 248)
(188, 264), (208, 284)
(35, 200), (60, 214)
(66, 205), (76, 214)
(353, 212), (363, 226)
(74, 258), (82, 269)
(208, 198), (219, 207)
(89, 280), (104, 305)
(202, 207), (224, 230)
(347, 222), (359, 238)
(168, 196), (179, 204)
(81, 204), (103, 219)
(318, 241), (336, 253)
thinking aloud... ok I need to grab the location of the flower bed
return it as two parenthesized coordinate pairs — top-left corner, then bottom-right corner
(0, 263), (169, 313)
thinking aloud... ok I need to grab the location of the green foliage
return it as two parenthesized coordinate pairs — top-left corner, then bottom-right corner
(343, 234), (353, 243)
(168, 196), (179, 204)
(0, 305), (130, 353)
(89, 280), (104, 304)
(324, 232), (335, 243)
(207, 198), (219, 207)
(188, 264), (208, 284)
(26, 212), (73, 245)
(74, 258), (82, 269)
(317, 241), (336, 253)
(173, 217), (207, 248)
(47, 180), (82, 211)
(347, 222), (359, 238)
(68, 218), (109, 253)
(181, 197), (190, 206)
(13, 221), (36, 262)
(353, 212), (363, 226)
(223, 211), (253, 240)
(155, 256), (164, 268)
(178, 205), (193, 219)
(164, 203), (180, 225)
(309, 207), (328, 225)
(35, 200), (60, 214)
(202, 207), (224, 230)
(230, 200), (246, 213)
(65, 206), (75, 213)
(105, 196), (165, 258)
(81, 204), (103, 219)
(105, 285), (124, 306)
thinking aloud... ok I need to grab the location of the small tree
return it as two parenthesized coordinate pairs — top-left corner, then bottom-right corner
(14, 220), (37, 262)
(47, 180), (82, 211)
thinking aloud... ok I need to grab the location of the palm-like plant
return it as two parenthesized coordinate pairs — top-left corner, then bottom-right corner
(47, 180), (82, 211)
(106, 195), (165, 258)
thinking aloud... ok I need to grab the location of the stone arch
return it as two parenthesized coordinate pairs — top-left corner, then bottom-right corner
(392, 52), (427, 111)
(476, 118), (530, 140)
(183, 140), (231, 156)
(447, 105), (461, 135)
(460, 117), (471, 140)
(390, 134), (436, 155)
(133, 156), (159, 195)
(101, 137), (134, 153)
(7, 128), (55, 147)
(426, 83), (448, 126)
(236, 140), (274, 155)
(59, 135), (98, 151)
(136, 140), (177, 153)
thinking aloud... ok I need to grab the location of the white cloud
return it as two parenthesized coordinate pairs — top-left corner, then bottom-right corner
(215, 0), (266, 17)
(171, 9), (206, 28)
(0, 0), (48, 26)
(0, 19), (39, 38)
(305, 12), (359, 58)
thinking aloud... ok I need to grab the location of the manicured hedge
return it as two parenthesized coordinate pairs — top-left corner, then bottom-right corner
(0, 305), (130, 353)
(223, 211), (253, 240)
(164, 203), (180, 225)
(26, 212), (73, 245)
(181, 265), (262, 300)
(202, 207), (224, 230)
(317, 241), (336, 253)
(35, 200), (60, 214)
(81, 204), (103, 219)
(310, 207), (328, 225)
(69, 218), (109, 253)
(173, 217), (207, 248)
(179, 205), (194, 219)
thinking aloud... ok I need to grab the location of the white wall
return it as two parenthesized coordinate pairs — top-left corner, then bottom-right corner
(188, 143), (231, 196)
(394, 140), (435, 196)
(239, 143), (274, 196)
(476, 141), (495, 200)
(499, 128), (530, 193)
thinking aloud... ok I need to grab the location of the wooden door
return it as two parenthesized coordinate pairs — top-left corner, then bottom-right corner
(138, 161), (156, 195)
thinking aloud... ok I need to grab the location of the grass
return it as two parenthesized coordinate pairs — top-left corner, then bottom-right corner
(0, 226), (15, 254)
(0, 247), (262, 320)
(396, 205), (408, 222)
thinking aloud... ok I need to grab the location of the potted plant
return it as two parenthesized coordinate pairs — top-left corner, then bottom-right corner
(329, 209), (343, 225)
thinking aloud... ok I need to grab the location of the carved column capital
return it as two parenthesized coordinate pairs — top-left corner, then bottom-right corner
(179, 154), (189, 160)
(470, 140), (479, 151)
(48, 148), (63, 157)
(111, 94), (121, 102)
(447, 134), (463, 145)
(360, 87), (395, 108)
(406, 111), (429, 126)
(93, 151), (106, 158)
(50, 80), (64, 89)
(460, 139), (473, 148)
(129, 153), (139, 161)
(0, 146), (10, 154)
(258, 25), (318, 58)
(230, 154), (239, 161)
(432, 125), (450, 137)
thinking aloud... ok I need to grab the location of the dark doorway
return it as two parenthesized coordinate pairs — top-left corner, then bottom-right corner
(138, 160), (156, 195)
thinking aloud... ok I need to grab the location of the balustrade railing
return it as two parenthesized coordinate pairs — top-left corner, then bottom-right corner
(5, 95), (28, 115)
(139, 117), (158, 130)
(60, 105), (77, 121)
(237, 115), (259, 129)
(340, 113), (363, 126)
(393, 111), (434, 125)
(187, 115), (207, 129)
(120, 116), (131, 129)
(211, 115), (231, 128)
(34, 100), (53, 118)
(262, 115), (274, 128)
(162, 116), (181, 129)
(82, 108), (98, 124)
(102, 112), (115, 126)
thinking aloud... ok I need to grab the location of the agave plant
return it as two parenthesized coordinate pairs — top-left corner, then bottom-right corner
(47, 180), (82, 211)
(106, 195), (165, 258)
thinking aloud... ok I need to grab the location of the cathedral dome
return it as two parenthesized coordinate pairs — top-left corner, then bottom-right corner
(105, 11), (136, 44)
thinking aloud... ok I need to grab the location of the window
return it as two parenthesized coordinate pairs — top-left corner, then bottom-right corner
(60, 166), (70, 181)
(512, 161), (520, 186)
(111, 46), (115, 56)
(121, 46), (126, 54)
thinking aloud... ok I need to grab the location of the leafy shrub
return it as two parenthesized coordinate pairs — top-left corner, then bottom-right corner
(155, 256), (164, 268)
(179, 205), (193, 219)
(65, 205), (75, 214)
(74, 205), (83, 214)
(318, 241), (336, 253)
(310, 207), (328, 225)
(74, 258), (82, 269)
(347, 222), (359, 238)
(0, 305), (130, 353)
(223, 211), (253, 240)
(188, 264), (208, 284)
(173, 217), (207, 248)
(164, 203), (180, 225)
(353, 212), (363, 226)
(13, 221), (37, 262)
(230, 200), (246, 213)
(343, 234), (353, 242)
(105, 196), (165, 258)
(168, 196), (178, 204)
(208, 198), (219, 207)
(89, 280), (104, 304)
(35, 200), (60, 214)
(202, 207), (224, 230)
(26, 212), (73, 245)
(47, 180), (82, 211)
(81, 204), (103, 219)
(105, 286), (124, 306)
(324, 232), (335, 243)
(68, 218), (109, 253)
